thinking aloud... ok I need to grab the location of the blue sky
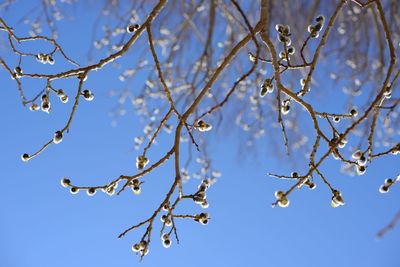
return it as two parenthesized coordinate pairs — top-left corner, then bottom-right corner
(0, 1), (399, 267)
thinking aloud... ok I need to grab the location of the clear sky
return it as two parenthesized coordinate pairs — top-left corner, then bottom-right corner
(0, 1), (399, 267)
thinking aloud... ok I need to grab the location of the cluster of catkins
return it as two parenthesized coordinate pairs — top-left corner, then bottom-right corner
(160, 212), (173, 227)
(20, 130), (63, 161)
(333, 133), (348, 149)
(132, 240), (149, 256)
(279, 46), (295, 61)
(28, 87), (93, 114)
(36, 53), (55, 65)
(60, 177), (140, 197)
(274, 190), (290, 208)
(274, 172), (318, 208)
(351, 150), (367, 176)
(275, 24), (296, 61)
(193, 178), (212, 209)
(275, 24), (292, 45)
(293, 172), (317, 190)
(160, 233), (172, 248)
(20, 86), (96, 161)
(56, 89), (69, 103)
(307, 15), (325, 38)
(126, 23), (140, 33)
